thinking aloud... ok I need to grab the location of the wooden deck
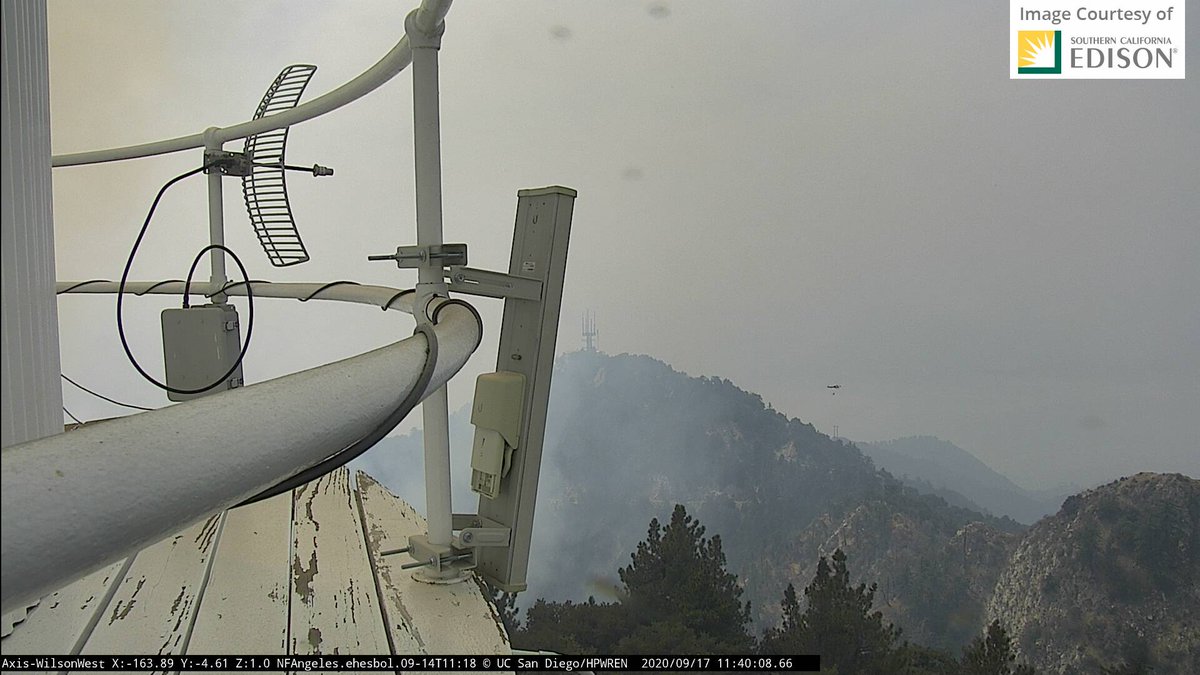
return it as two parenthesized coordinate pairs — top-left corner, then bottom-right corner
(0, 469), (510, 662)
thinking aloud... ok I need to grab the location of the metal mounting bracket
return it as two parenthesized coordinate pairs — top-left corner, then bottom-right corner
(404, 534), (474, 575)
(203, 149), (254, 176)
(446, 266), (542, 301)
(368, 243), (468, 269)
(451, 513), (512, 549)
(398, 514), (513, 577)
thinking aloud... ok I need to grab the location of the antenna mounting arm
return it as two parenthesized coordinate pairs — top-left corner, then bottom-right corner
(203, 149), (254, 176)
(367, 243), (467, 269)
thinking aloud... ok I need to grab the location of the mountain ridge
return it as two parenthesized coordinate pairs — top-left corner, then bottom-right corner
(856, 435), (1074, 524)
(357, 351), (1021, 643)
(354, 350), (1197, 665)
(988, 472), (1199, 673)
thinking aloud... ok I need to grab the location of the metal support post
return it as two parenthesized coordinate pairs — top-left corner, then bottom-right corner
(407, 10), (447, 306)
(203, 128), (228, 303)
(406, 9), (454, 563)
(421, 384), (452, 550)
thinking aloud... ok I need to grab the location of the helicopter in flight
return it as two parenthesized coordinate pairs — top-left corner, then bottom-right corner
(827, 384), (842, 395)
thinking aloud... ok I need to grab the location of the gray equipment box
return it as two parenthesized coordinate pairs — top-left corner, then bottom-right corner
(161, 304), (244, 402)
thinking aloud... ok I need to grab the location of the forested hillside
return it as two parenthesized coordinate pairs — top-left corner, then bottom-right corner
(357, 351), (1198, 669)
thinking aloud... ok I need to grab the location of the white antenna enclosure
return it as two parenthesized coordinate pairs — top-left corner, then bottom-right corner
(469, 371), (525, 499)
(473, 186), (576, 592)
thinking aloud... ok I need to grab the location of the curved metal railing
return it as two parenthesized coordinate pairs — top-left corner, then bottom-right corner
(56, 279), (421, 312)
(1, 284), (480, 614)
(4, 0), (472, 615)
(50, 0), (454, 167)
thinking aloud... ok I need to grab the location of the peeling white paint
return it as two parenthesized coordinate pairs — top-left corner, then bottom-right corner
(80, 516), (222, 667)
(189, 491), (290, 655)
(0, 561), (126, 654)
(355, 471), (511, 663)
(6, 470), (512, 659)
(290, 468), (389, 657)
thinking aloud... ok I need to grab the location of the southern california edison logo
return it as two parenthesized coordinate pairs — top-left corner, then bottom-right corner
(1017, 30), (1062, 74)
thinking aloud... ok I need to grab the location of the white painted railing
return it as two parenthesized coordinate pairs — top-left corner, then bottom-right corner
(54, 279), (421, 313)
(51, 0), (455, 167)
(4, 0), (472, 613)
(48, 2), (461, 549)
(0, 287), (479, 614)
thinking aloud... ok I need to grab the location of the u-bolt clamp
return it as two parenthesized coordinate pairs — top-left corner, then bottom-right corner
(368, 243), (468, 269)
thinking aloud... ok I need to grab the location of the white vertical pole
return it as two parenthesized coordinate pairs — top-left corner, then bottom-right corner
(203, 129), (228, 303)
(1, 0), (63, 449)
(406, 10), (452, 551)
(422, 387), (452, 547)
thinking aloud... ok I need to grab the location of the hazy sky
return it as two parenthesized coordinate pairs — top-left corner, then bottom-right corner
(45, 1), (1197, 490)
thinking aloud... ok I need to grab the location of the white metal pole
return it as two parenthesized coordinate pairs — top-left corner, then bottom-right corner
(406, 9), (453, 552)
(203, 130), (228, 302)
(409, 19), (445, 294)
(1, 0), (64, 451)
(422, 385), (452, 545)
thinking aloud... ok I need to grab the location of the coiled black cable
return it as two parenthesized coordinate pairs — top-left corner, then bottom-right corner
(117, 166), (255, 396)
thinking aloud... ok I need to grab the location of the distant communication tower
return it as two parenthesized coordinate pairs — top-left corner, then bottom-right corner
(582, 310), (598, 352)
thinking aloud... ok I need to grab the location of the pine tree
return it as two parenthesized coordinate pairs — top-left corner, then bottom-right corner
(518, 597), (631, 655)
(760, 583), (801, 654)
(763, 549), (903, 673)
(961, 620), (1036, 675)
(483, 582), (521, 635)
(618, 504), (754, 653)
(515, 505), (753, 655)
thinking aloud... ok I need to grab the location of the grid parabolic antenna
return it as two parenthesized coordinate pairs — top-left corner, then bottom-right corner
(242, 65), (318, 267)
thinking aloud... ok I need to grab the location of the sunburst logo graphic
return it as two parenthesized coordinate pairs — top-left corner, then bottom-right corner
(1018, 30), (1062, 74)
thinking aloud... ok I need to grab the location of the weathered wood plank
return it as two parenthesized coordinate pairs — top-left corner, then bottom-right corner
(80, 514), (223, 661)
(354, 471), (510, 657)
(0, 559), (129, 655)
(289, 467), (389, 656)
(187, 492), (291, 655)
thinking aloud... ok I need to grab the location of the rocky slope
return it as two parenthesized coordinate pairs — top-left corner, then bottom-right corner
(987, 472), (1200, 674)
(752, 487), (1022, 650)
